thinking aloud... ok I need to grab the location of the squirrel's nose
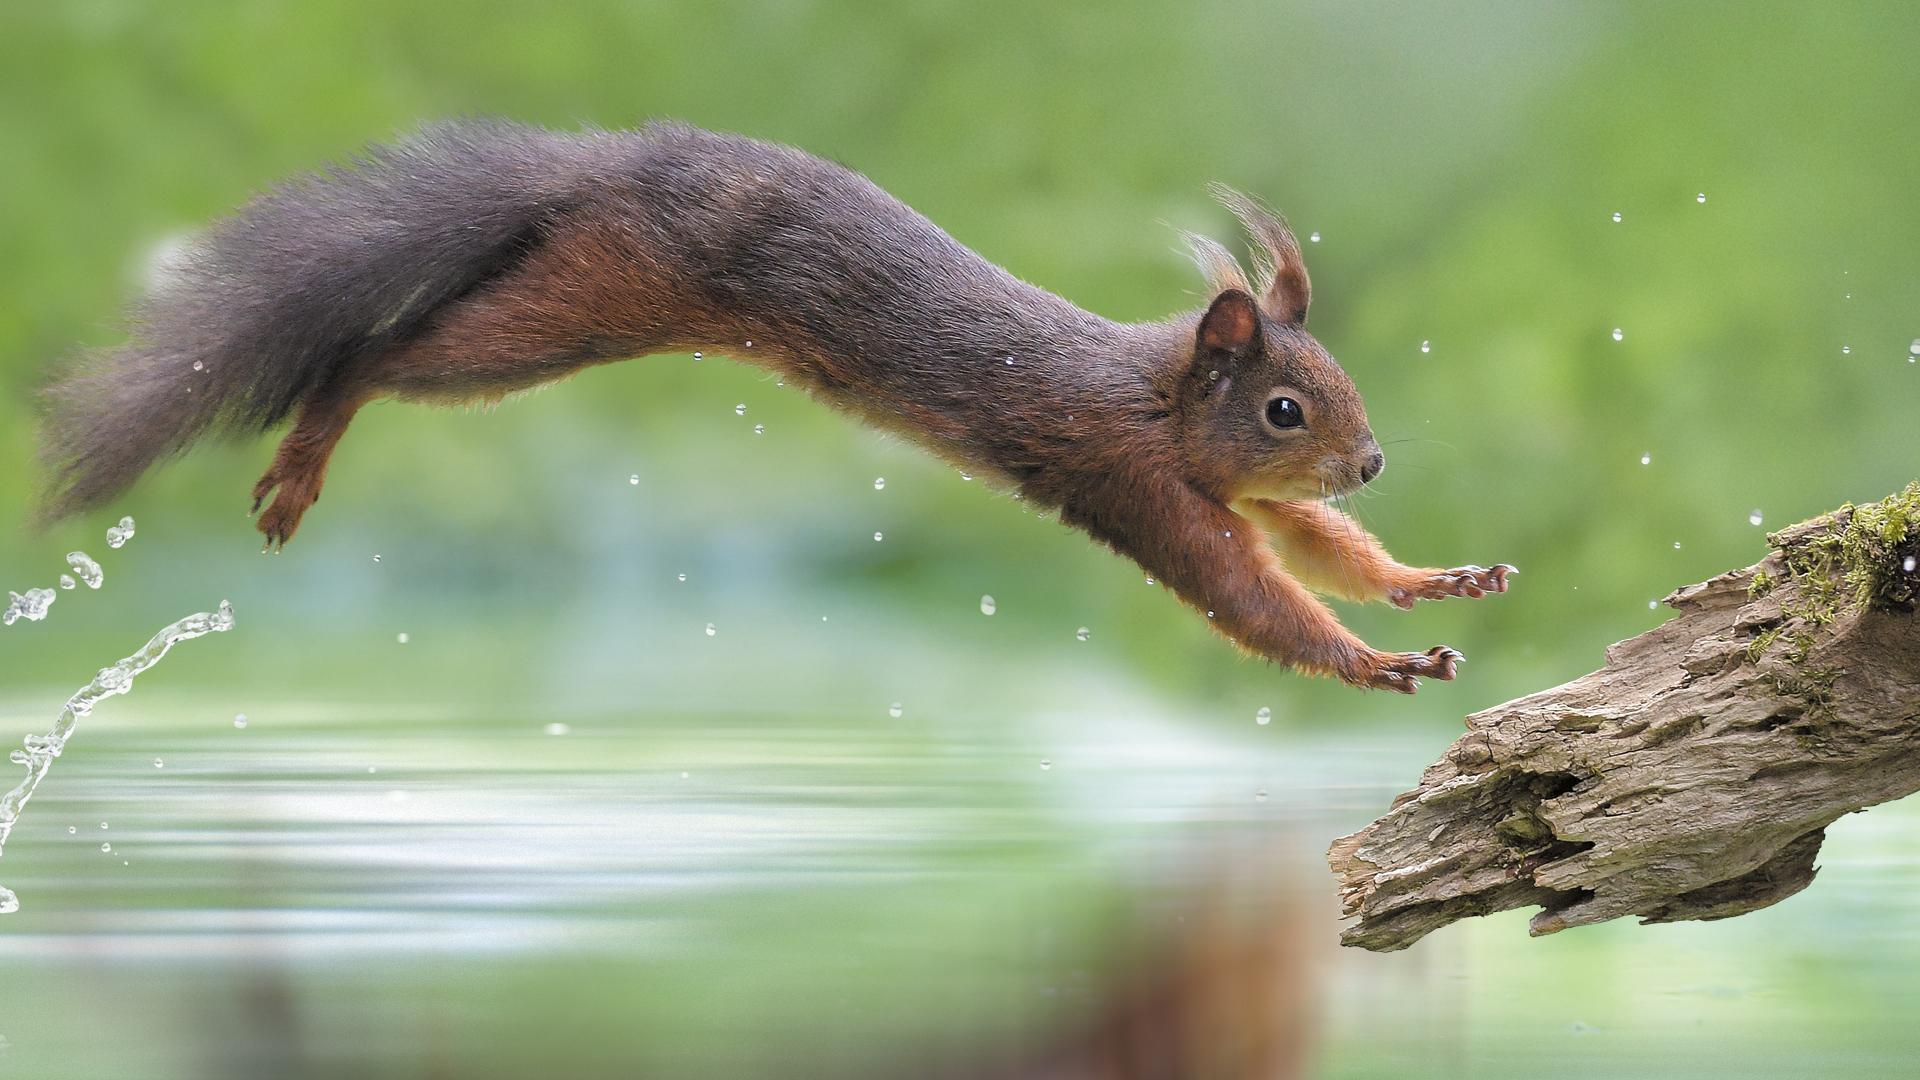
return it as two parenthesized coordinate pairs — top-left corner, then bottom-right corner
(1359, 447), (1385, 484)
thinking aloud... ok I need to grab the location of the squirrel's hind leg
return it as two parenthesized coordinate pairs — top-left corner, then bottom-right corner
(252, 384), (367, 551)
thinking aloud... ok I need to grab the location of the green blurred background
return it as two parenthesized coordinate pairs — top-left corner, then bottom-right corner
(5, 0), (1917, 716)
(2, 2), (1919, 1078)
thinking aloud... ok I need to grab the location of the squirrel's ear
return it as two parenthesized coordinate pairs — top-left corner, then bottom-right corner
(1197, 289), (1263, 357)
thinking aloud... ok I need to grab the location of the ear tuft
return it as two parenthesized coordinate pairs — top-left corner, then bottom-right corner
(1208, 186), (1310, 326)
(1198, 289), (1261, 356)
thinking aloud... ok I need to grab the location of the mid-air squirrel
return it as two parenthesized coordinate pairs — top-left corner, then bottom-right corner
(36, 120), (1510, 692)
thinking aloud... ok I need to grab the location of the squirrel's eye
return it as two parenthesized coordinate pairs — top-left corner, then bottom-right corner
(1266, 396), (1305, 430)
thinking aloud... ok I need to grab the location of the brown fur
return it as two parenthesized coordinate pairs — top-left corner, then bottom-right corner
(37, 119), (1511, 692)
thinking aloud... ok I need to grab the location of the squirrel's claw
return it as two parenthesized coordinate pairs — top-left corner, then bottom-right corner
(1390, 564), (1515, 609)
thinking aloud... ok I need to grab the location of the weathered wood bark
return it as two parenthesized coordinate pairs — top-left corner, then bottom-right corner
(1328, 485), (1920, 952)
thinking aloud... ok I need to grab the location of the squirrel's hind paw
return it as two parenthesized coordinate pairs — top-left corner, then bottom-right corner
(1389, 564), (1514, 609)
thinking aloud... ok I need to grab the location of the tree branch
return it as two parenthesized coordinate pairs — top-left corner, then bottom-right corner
(1327, 483), (1920, 952)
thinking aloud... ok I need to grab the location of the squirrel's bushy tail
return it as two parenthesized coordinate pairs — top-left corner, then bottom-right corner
(35, 118), (606, 524)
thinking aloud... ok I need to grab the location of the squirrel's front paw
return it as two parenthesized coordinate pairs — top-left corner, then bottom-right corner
(1389, 564), (1515, 610)
(1355, 646), (1462, 693)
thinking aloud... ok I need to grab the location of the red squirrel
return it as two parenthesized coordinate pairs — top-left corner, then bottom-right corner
(36, 119), (1510, 692)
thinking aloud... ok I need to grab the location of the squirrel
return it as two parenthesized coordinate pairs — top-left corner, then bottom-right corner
(35, 119), (1510, 693)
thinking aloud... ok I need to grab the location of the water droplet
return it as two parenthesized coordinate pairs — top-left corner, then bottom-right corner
(105, 516), (135, 549)
(1904, 556), (1916, 573)
(1420, 340), (1430, 353)
(959, 472), (972, 481)
(1612, 212), (1622, 222)
(980, 595), (996, 615)
(1255, 789), (1268, 802)
(153, 757), (163, 768)
(1005, 357), (1015, 366)
(1843, 346), (1851, 354)
(1649, 600), (1659, 609)
(192, 360), (203, 370)
(1674, 542), (1682, 549)
(1076, 626), (1090, 641)
(101, 842), (111, 853)
(705, 623), (717, 636)
(754, 424), (764, 434)
(678, 572), (687, 581)
(545, 722), (570, 736)
(1206, 610), (1214, 617)
(1749, 510), (1764, 527)
(101, 822), (108, 829)
(65, 550), (105, 589)
(1309, 232), (1321, 243)
(1224, 530), (1231, 538)
(368, 766), (376, 773)
(1039, 759), (1051, 770)
(874, 477), (885, 490)
(630, 475), (640, 484)
(874, 532), (883, 541)
(889, 702), (903, 718)
(1641, 453), (1652, 465)
(693, 352), (703, 359)
(681, 771), (689, 778)
(59, 574), (75, 589)
(1612, 328), (1624, 341)
(396, 632), (409, 644)
(1909, 339), (1920, 356)
(735, 404), (746, 415)
(1144, 575), (1155, 585)
(69, 826), (76, 834)
(1697, 193), (1707, 203)
(1256, 706), (1272, 725)
(234, 713), (248, 728)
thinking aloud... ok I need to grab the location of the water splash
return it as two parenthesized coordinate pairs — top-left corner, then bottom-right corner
(105, 516), (136, 549)
(0, 600), (235, 913)
(3, 589), (56, 626)
(66, 552), (103, 589)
